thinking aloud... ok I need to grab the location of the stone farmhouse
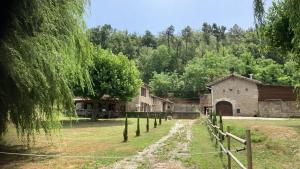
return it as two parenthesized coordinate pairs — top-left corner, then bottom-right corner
(200, 74), (300, 117)
(125, 84), (174, 112)
(74, 84), (174, 117)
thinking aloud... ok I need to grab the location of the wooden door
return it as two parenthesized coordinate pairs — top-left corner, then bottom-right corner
(216, 101), (233, 116)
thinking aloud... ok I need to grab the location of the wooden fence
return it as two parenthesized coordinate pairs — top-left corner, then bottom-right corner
(206, 116), (253, 169)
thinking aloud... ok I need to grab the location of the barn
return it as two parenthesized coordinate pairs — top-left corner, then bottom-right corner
(200, 74), (300, 117)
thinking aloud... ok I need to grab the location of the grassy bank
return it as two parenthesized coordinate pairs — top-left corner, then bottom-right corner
(0, 118), (175, 169)
(188, 118), (300, 169)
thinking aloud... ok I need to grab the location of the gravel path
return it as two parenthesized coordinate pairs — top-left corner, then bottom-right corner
(103, 120), (195, 169)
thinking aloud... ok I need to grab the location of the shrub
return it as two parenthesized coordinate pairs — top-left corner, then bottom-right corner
(154, 114), (157, 128)
(159, 113), (162, 125)
(146, 113), (149, 132)
(123, 114), (128, 142)
(136, 114), (140, 136)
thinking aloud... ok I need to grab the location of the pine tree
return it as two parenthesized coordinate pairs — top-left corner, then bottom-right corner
(136, 114), (140, 136)
(123, 114), (128, 142)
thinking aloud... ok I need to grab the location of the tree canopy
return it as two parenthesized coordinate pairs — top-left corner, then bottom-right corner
(0, 0), (93, 140)
(77, 49), (142, 101)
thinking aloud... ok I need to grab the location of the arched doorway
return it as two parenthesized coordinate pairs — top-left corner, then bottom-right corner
(216, 101), (233, 116)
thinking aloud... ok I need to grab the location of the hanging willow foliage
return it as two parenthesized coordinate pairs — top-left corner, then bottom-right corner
(0, 0), (93, 142)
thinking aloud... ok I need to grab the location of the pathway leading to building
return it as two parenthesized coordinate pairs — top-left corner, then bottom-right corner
(103, 120), (196, 169)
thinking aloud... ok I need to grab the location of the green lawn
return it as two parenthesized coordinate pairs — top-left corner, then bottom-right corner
(0, 118), (175, 169)
(187, 117), (300, 169)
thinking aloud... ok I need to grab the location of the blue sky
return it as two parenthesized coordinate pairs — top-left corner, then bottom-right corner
(85, 0), (271, 34)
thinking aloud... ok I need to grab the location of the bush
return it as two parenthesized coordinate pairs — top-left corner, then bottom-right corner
(154, 114), (157, 128)
(123, 114), (128, 142)
(136, 114), (140, 136)
(146, 113), (149, 132)
(159, 113), (162, 125)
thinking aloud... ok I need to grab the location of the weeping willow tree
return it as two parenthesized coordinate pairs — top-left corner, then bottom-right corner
(0, 0), (93, 141)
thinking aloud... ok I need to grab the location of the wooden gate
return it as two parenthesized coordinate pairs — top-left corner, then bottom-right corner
(216, 101), (233, 116)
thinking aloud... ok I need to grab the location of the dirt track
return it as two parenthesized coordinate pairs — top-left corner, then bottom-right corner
(104, 120), (195, 169)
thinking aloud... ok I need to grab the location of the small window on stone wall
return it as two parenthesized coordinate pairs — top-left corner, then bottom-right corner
(237, 109), (240, 114)
(229, 88), (233, 92)
(223, 89), (226, 93)
(245, 88), (248, 91)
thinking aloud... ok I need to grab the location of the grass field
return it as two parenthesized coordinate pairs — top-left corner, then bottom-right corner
(186, 117), (300, 169)
(0, 118), (175, 169)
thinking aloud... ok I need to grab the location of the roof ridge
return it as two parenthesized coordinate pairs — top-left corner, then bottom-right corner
(207, 74), (262, 86)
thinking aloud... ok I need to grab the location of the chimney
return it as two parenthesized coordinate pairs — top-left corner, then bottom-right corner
(249, 74), (253, 79)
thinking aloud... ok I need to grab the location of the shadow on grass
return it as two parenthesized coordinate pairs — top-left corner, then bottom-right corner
(61, 119), (132, 129)
(0, 144), (57, 168)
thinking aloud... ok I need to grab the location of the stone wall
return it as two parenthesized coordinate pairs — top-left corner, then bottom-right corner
(152, 97), (163, 112)
(258, 101), (300, 117)
(126, 85), (153, 112)
(171, 98), (200, 112)
(212, 77), (259, 116)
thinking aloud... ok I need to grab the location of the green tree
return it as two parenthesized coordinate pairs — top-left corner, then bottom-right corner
(202, 22), (212, 45)
(253, 59), (289, 85)
(76, 49), (142, 116)
(165, 25), (175, 50)
(0, 0), (92, 140)
(181, 26), (193, 62)
(142, 30), (157, 48)
(149, 72), (182, 97)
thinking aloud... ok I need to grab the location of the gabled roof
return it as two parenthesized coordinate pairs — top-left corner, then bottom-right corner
(207, 74), (262, 87)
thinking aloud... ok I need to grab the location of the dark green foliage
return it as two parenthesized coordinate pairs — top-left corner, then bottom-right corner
(123, 114), (128, 142)
(219, 113), (224, 141)
(209, 112), (213, 122)
(154, 114), (157, 128)
(146, 113), (149, 132)
(77, 49), (142, 102)
(159, 113), (162, 125)
(136, 114), (140, 137)
(212, 112), (217, 126)
(0, 0), (92, 141)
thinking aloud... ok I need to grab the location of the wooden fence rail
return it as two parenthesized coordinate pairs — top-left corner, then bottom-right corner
(206, 117), (253, 169)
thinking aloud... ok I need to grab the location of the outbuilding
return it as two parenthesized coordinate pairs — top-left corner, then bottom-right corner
(200, 74), (300, 117)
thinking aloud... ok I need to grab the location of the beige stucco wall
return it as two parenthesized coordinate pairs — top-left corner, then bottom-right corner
(212, 77), (259, 116)
(258, 101), (300, 117)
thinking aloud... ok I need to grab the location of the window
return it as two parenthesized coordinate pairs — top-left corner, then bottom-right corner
(229, 88), (233, 92)
(223, 89), (226, 93)
(245, 88), (248, 91)
(237, 108), (240, 114)
(141, 87), (147, 97)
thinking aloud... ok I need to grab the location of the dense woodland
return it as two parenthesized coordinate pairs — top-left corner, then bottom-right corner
(0, 0), (300, 140)
(88, 0), (300, 98)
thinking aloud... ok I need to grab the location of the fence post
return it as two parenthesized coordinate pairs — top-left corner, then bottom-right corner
(227, 126), (231, 169)
(246, 129), (253, 169)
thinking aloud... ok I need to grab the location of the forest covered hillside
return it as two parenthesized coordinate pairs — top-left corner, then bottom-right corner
(87, 0), (300, 98)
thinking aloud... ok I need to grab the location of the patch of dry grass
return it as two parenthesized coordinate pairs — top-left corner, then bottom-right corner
(0, 118), (175, 169)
